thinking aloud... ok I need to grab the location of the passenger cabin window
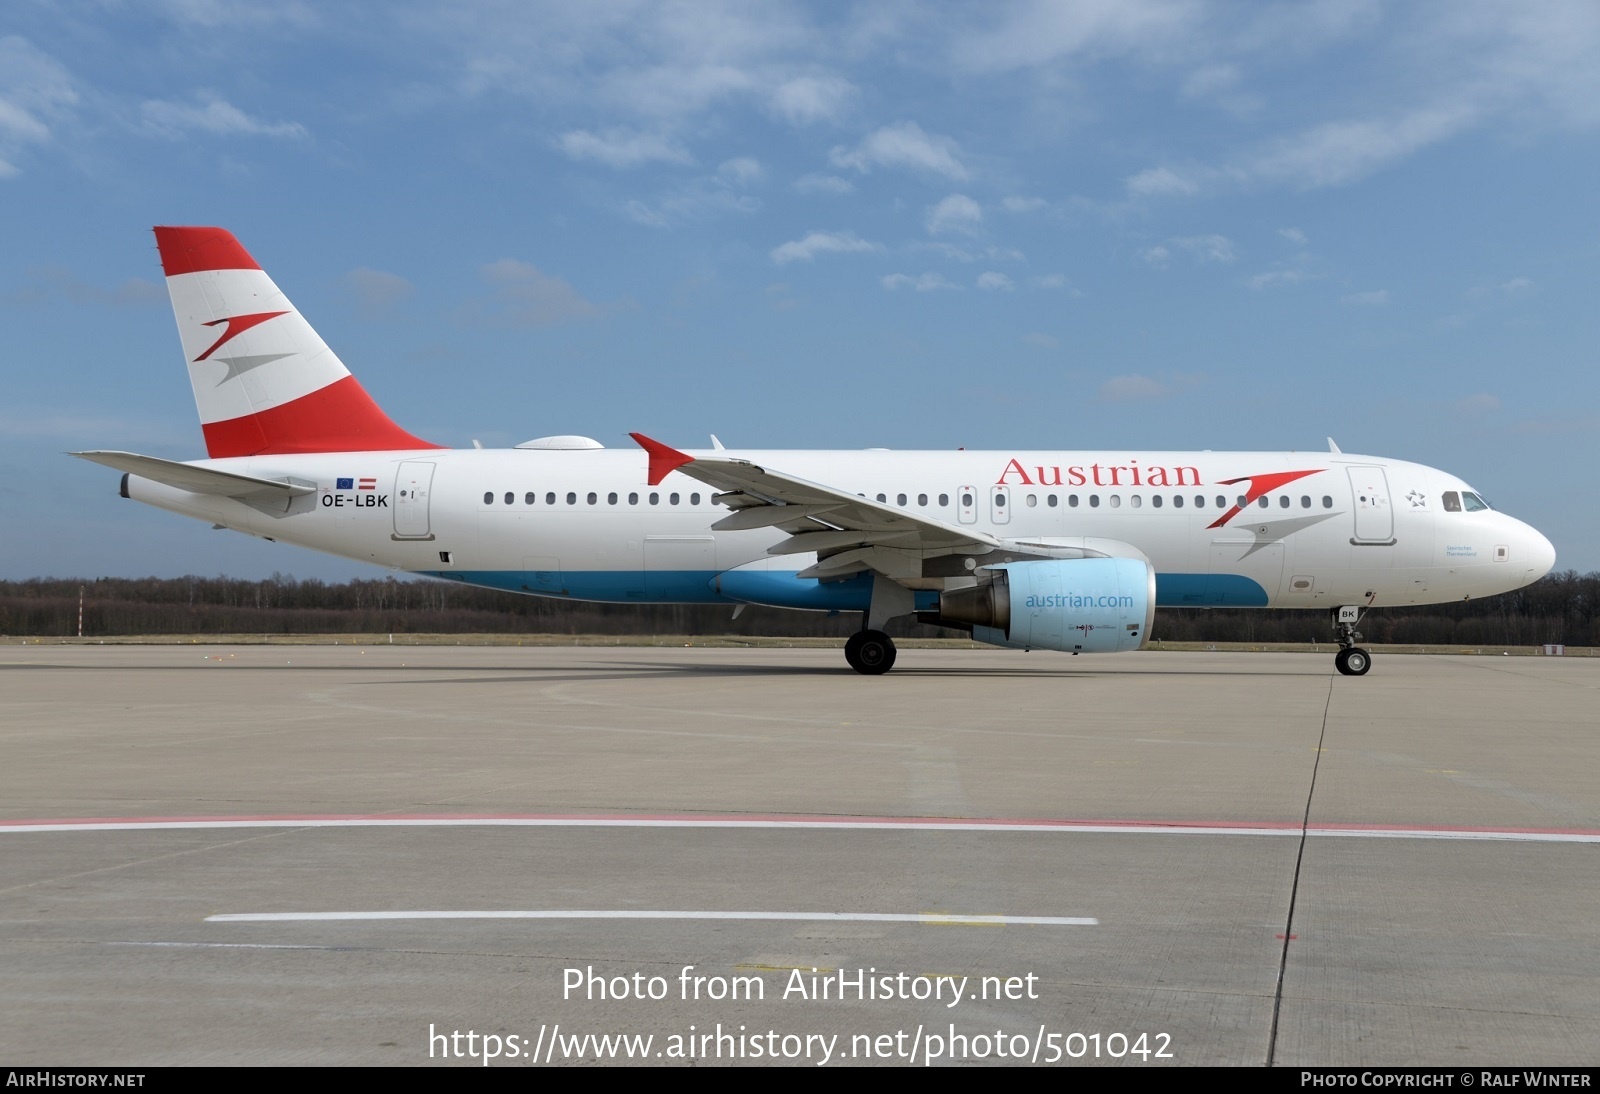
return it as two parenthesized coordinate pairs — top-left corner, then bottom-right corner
(1026, 493), (1037, 507)
(1047, 494), (1058, 508)
(504, 492), (514, 505)
(1172, 495), (1183, 508)
(918, 494), (928, 506)
(1152, 495), (1163, 508)
(483, 492), (494, 505)
(546, 492), (556, 505)
(1089, 495), (1099, 508)
(628, 492), (638, 504)
(1443, 491), (1462, 512)
(566, 492), (577, 505)
(608, 492), (618, 505)
(939, 494), (949, 506)
(1323, 496), (1333, 508)
(691, 492), (701, 505)
(525, 492), (535, 505)
(897, 493), (907, 506)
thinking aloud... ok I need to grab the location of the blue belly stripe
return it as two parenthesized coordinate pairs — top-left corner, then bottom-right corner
(413, 569), (1270, 609)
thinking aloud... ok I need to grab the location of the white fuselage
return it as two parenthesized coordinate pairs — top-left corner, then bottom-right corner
(123, 446), (1556, 614)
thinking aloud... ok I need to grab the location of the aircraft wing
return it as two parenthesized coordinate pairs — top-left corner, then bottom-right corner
(71, 451), (316, 499)
(630, 433), (1001, 580)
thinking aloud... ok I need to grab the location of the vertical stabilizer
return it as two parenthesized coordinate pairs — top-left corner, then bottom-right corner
(154, 226), (441, 457)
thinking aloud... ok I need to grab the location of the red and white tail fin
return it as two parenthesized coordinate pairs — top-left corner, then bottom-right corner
(154, 226), (441, 458)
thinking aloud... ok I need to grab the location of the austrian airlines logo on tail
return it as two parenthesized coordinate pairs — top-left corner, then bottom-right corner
(193, 311), (289, 361)
(154, 225), (441, 458)
(1207, 470), (1324, 529)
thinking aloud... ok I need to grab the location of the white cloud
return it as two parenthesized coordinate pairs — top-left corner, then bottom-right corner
(464, 259), (600, 326)
(1126, 166), (1200, 197)
(794, 172), (853, 195)
(917, 242), (1024, 263)
(624, 200), (670, 228)
(1182, 64), (1240, 100)
(1099, 374), (1170, 401)
(948, 1), (1202, 73)
(1500, 276), (1537, 296)
(342, 268), (415, 319)
(1001, 196), (1046, 213)
(1278, 227), (1308, 245)
(977, 272), (1014, 291)
(1034, 274), (1074, 291)
(1342, 289), (1389, 306)
(3, 267), (162, 308)
(140, 93), (306, 139)
(1173, 235), (1236, 263)
(1243, 105), (1476, 189)
(1179, 62), (1262, 116)
(1140, 236), (1236, 267)
(769, 75), (855, 125)
(1454, 392), (1501, 413)
(1024, 332), (1060, 348)
(881, 272), (959, 292)
(830, 121), (968, 180)
(1247, 269), (1312, 290)
(0, 99), (50, 144)
(149, 0), (318, 29)
(559, 128), (692, 168)
(626, 181), (761, 227)
(926, 193), (983, 236)
(717, 157), (762, 185)
(0, 37), (78, 176)
(770, 230), (880, 264)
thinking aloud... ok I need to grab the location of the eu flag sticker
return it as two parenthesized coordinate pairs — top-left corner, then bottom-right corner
(336, 477), (353, 490)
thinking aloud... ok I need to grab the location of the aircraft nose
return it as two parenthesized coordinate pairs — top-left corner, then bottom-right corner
(1524, 524), (1557, 580)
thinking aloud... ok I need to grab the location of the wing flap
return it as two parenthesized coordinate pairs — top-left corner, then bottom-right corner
(711, 503), (844, 531)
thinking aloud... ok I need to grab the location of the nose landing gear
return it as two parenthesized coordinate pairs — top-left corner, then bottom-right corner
(1332, 606), (1372, 676)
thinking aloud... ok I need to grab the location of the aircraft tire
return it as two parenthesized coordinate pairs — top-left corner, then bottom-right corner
(1335, 647), (1372, 676)
(845, 630), (897, 675)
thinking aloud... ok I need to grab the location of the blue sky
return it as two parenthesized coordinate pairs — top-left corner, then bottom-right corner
(3, 1), (1598, 581)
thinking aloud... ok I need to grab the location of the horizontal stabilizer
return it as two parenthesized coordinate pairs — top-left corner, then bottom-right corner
(70, 451), (316, 498)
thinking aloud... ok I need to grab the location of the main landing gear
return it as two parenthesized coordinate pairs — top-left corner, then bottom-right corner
(1332, 606), (1372, 676)
(844, 629), (897, 675)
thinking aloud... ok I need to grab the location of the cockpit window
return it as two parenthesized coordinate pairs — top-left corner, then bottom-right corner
(1461, 491), (1490, 512)
(1442, 491), (1461, 512)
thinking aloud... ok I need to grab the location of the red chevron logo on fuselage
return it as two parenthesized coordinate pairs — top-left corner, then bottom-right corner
(194, 311), (289, 362)
(1207, 469), (1325, 529)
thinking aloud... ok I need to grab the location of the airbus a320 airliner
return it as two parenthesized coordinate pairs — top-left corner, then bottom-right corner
(75, 228), (1556, 675)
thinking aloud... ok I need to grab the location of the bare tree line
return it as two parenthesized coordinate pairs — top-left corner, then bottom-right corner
(2, 571), (1594, 645)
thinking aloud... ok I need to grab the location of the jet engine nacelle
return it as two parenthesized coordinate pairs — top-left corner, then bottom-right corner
(927, 557), (1155, 654)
